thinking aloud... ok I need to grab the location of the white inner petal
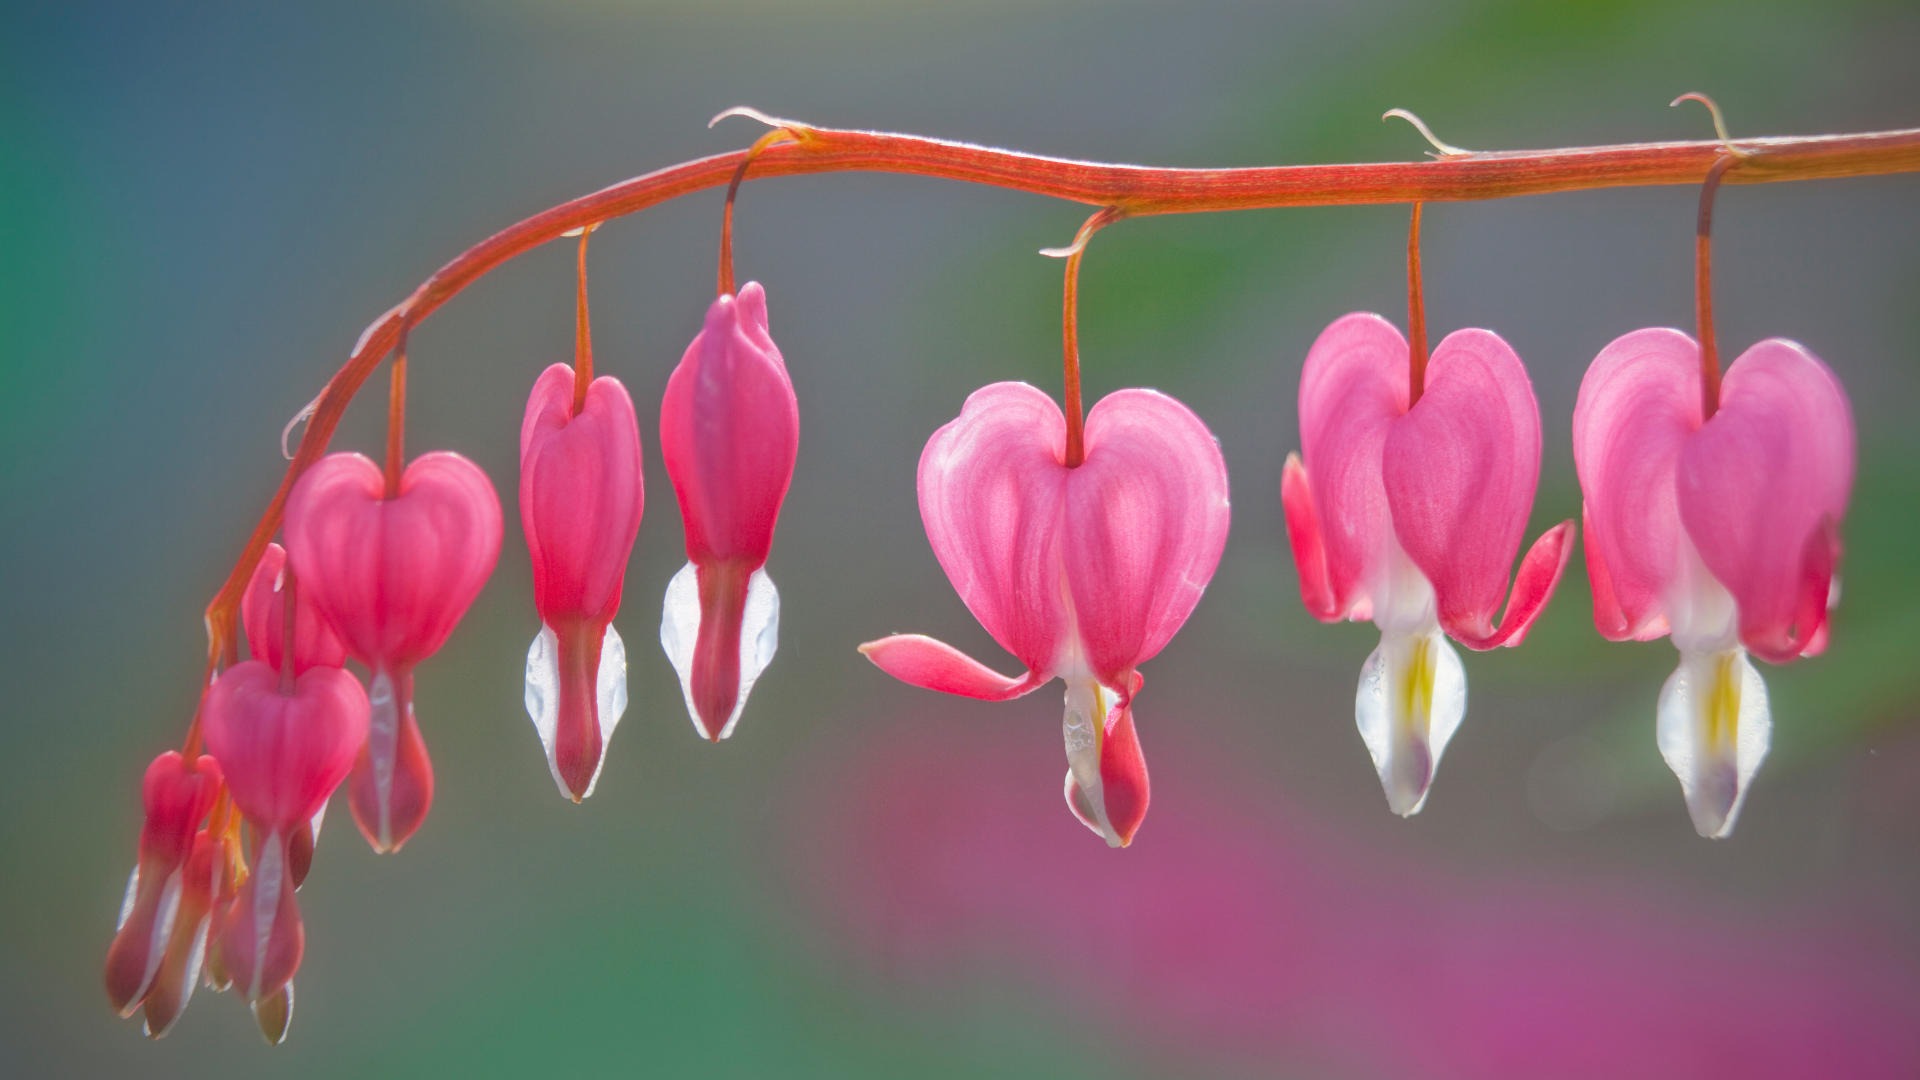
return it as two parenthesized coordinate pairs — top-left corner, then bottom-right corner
(249, 833), (285, 1003)
(1060, 675), (1120, 846)
(1657, 646), (1771, 839)
(659, 562), (780, 741)
(367, 668), (398, 849)
(1355, 544), (1464, 817)
(524, 622), (627, 800)
(116, 863), (140, 931)
(1356, 627), (1466, 818)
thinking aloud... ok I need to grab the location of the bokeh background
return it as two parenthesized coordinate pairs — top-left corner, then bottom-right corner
(5, 1), (1919, 1076)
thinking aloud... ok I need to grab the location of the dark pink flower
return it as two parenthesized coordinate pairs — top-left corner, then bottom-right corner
(1282, 313), (1573, 815)
(519, 363), (645, 800)
(284, 450), (501, 851)
(104, 750), (222, 1017)
(1574, 329), (1853, 836)
(861, 382), (1230, 847)
(201, 659), (367, 1016)
(658, 282), (798, 742)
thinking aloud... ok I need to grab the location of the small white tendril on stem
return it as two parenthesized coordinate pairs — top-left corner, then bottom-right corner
(1382, 108), (1473, 159)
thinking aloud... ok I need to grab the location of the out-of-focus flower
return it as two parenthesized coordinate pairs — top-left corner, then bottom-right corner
(284, 450), (501, 852)
(862, 382), (1230, 846)
(201, 659), (367, 1032)
(1573, 329), (1853, 837)
(520, 363), (644, 800)
(104, 751), (222, 1018)
(658, 282), (798, 742)
(1282, 313), (1573, 815)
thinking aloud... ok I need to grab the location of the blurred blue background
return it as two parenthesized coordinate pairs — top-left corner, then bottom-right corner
(4, 1), (1919, 1076)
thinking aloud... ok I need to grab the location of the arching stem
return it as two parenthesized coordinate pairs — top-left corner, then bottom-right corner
(1696, 154), (1737, 420)
(195, 118), (1920, 665)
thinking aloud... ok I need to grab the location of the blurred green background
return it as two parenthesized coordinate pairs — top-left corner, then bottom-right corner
(4, 1), (1918, 1076)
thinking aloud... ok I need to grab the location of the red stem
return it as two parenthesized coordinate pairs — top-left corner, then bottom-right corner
(194, 117), (1920, 664)
(278, 565), (298, 695)
(384, 330), (408, 498)
(1059, 207), (1124, 468)
(1406, 202), (1428, 405)
(718, 127), (795, 297)
(573, 228), (594, 415)
(1696, 154), (1737, 420)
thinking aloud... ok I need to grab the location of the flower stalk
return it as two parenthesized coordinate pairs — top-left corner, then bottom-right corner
(195, 114), (1920, 669)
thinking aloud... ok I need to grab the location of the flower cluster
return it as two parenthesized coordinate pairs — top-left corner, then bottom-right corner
(105, 271), (800, 1040)
(106, 115), (1866, 1043)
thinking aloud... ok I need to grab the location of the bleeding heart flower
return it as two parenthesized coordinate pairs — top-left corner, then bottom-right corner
(201, 659), (368, 1016)
(1282, 313), (1573, 816)
(242, 542), (347, 674)
(136, 826), (233, 1039)
(1573, 329), (1853, 837)
(658, 282), (798, 742)
(284, 450), (502, 851)
(860, 381), (1230, 847)
(519, 363), (645, 800)
(104, 750), (222, 1018)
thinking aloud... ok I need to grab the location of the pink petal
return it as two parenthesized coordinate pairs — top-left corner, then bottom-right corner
(1572, 328), (1702, 641)
(1281, 454), (1340, 622)
(1064, 389), (1230, 681)
(914, 382), (1072, 677)
(1295, 313), (1408, 621)
(202, 661), (369, 835)
(858, 634), (1047, 701)
(1383, 328), (1565, 649)
(659, 282), (799, 568)
(284, 451), (502, 668)
(241, 543), (348, 675)
(520, 363), (645, 625)
(1678, 339), (1854, 663)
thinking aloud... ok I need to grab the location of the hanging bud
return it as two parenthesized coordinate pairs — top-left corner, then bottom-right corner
(519, 363), (644, 800)
(659, 282), (798, 742)
(284, 450), (501, 851)
(242, 542), (347, 674)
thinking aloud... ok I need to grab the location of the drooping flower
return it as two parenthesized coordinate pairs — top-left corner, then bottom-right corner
(1282, 313), (1573, 816)
(104, 750), (222, 1018)
(658, 282), (798, 742)
(241, 541), (341, 877)
(283, 450), (502, 851)
(1573, 329), (1852, 837)
(199, 658), (368, 1029)
(136, 824), (236, 1038)
(861, 381), (1230, 847)
(519, 363), (644, 800)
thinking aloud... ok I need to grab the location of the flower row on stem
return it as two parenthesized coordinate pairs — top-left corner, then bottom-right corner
(112, 104), (1895, 1041)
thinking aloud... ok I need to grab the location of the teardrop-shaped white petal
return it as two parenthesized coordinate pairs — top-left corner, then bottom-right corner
(659, 561), (780, 741)
(367, 668), (398, 849)
(1356, 628), (1466, 817)
(1061, 677), (1120, 845)
(248, 833), (286, 1002)
(1657, 647), (1770, 839)
(524, 623), (629, 800)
